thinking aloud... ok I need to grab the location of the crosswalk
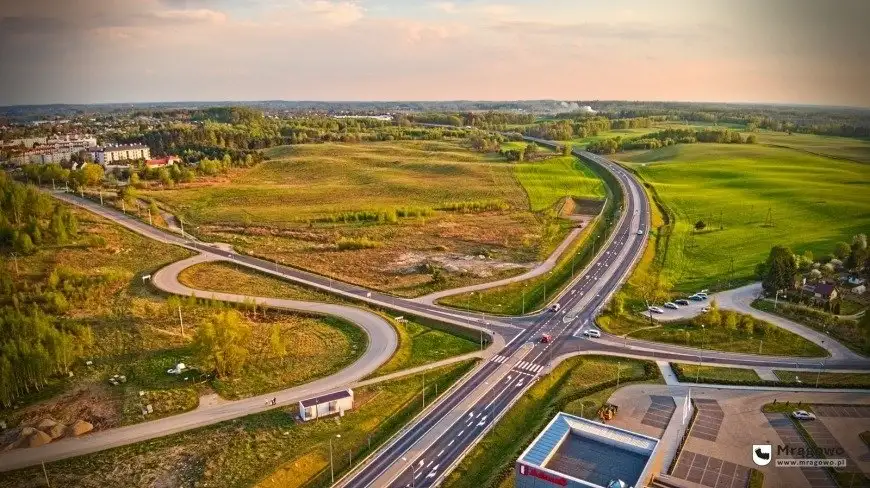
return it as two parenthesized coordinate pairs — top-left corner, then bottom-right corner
(490, 355), (543, 372)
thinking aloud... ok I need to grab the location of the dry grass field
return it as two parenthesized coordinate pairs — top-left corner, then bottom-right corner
(145, 140), (605, 296)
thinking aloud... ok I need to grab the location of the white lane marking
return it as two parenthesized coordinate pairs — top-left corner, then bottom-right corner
(437, 449), (444, 457)
(448, 439), (454, 447)
(457, 430), (464, 436)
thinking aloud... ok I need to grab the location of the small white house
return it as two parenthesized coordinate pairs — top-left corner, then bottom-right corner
(299, 389), (354, 421)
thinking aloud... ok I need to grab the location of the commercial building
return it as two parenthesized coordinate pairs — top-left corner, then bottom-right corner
(90, 144), (151, 165)
(5, 135), (98, 165)
(516, 412), (659, 488)
(298, 389), (354, 421)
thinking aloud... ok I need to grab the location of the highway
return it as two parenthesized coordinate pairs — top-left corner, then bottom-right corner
(22, 144), (867, 483)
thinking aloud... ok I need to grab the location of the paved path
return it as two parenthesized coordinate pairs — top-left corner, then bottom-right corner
(641, 282), (862, 362)
(413, 226), (585, 305)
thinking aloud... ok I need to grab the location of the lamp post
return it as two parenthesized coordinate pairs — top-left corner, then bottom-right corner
(696, 356), (702, 383)
(616, 361), (621, 388)
(330, 434), (341, 483)
(522, 284), (527, 315)
(815, 359), (826, 388)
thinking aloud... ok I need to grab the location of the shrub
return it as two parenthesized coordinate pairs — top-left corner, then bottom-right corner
(336, 236), (382, 250)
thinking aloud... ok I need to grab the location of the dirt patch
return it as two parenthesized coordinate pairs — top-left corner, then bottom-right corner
(9, 383), (120, 433)
(390, 251), (533, 278)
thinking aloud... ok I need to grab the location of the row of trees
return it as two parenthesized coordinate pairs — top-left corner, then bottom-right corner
(586, 128), (757, 154)
(758, 234), (868, 294)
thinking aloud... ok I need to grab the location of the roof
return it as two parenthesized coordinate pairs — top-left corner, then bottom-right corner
(91, 144), (149, 152)
(518, 412), (658, 488)
(299, 389), (352, 407)
(146, 156), (180, 167)
(814, 283), (836, 297)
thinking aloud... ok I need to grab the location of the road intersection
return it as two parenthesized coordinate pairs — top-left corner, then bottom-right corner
(4, 144), (868, 484)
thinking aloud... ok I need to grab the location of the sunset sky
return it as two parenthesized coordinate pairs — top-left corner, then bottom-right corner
(1, 0), (868, 106)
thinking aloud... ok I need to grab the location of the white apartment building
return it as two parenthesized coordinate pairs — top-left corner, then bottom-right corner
(90, 144), (151, 165)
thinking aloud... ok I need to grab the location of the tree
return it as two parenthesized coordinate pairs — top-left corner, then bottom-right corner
(833, 241), (851, 260)
(80, 164), (105, 187)
(694, 220), (706, 231)
(561, 143), (572, 156)
(739, 315), (754, 335)
(635, 273), (671, 322)
(193, 310), (251, 378)
(269, 323), (287, 363)
(609, 292), (626, 316)
(723, 310), (738, 332)
(523, 142), (538, 160)
(761, 245), (797, 294)
(14, 231), (35, 254)
(847, 234), (868, 271)
(745, 134), (757, 144)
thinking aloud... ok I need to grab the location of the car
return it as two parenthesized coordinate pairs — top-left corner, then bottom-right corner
(696, 292), (708, 299)
(540, 334), (552, 343)
(701, 306), (710, 313)
(648, 306), (665, 314)
(791, 410), (816, 421)
(675, 299), (690, 306)
(550, 303), (561, 312)
(583, 329), (601, 338)
(664, 302), (679, 309)
(689, 294), (707, 301)
(637, 229), (644, 235)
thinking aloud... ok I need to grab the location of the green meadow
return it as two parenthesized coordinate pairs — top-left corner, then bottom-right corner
(513, 155), (605, 211)
(617, 143), (870, 292)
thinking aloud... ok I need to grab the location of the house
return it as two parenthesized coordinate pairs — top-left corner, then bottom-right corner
(853, 284), (866, 295)
(810, 283), (838, 302)
(298, 389), (353, 421)
(847, 276), (866, 286)
(146, 156), (181, 168)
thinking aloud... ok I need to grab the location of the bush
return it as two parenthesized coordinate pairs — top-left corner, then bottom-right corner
(336, 236), (382, 250)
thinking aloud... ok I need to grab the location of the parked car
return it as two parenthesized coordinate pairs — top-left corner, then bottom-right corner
(541, 334), (552, 343)
(664, 302), (679, 310)
(792, 410), (816, 421)
(689, 294), (706, 301)
(696, 292), (708, 299)
(648, 306), (665, 314)
(583, 329), (602, 338)
(636, 229), (644, 235)
(701, 306), (710, 313)
(550, 303), (561, 312)
(675, 299), (690, 306)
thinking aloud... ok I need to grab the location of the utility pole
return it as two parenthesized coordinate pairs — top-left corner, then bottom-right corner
(52, 179), (56, 190)
(121, 199), (125, 214)
(99, 191), (103, 206)
(616, 361), (621, 389)
(41, 461), (51, 488)
(147, 208), (153, 226)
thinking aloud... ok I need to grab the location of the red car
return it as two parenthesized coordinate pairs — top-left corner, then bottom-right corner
(540, 334), (552, 344)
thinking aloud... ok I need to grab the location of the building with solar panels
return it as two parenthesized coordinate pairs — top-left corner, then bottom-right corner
(515, 412), (659, 488)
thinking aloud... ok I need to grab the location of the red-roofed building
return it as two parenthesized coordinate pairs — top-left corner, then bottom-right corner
(146, 156), (181, 168)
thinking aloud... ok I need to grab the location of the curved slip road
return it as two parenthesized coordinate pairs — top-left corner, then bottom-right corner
(0, 253), (398, 473)
(413, 226), (585, 305)
(632, 282), (862, 362)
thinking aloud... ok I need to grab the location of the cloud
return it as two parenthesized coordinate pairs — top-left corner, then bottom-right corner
(303, 0), (364, 26)
(433, 2), (458, 14)
(152, 9), (227, 24)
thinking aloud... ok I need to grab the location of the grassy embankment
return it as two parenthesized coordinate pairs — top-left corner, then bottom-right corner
(177, 261), (479, 377)
(671, 363), (870, 389)
(2, 205), (368, 433)
(144, 140), (562, 297)
(751, 299), (869, 356)
(2, 360), (476, 488)
(438, 154), (615, 314)
(443, 356), (661, 488)
(671, 363), (761, 382)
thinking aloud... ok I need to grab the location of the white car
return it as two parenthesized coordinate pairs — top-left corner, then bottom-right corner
(792, 410), (816, 421)
(637, 229), (644, 235)
(696, 292), (708, 299)
(648, 306), (665, 314)
(664, 302), (679, 310)
(583, 329), (602, 338)
(701, 306), (710, 313)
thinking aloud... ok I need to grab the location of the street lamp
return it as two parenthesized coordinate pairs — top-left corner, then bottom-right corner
(522, 284), (528, 315)
(330, 434), (341, 483)
(815, 359), (826, 388)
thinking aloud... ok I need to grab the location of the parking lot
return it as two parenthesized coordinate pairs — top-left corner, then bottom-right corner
(641, 296), (712, 322)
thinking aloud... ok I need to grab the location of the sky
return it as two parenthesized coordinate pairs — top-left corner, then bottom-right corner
(1, 0), (868, 107)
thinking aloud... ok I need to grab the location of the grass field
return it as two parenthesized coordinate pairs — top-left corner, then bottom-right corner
(773, 370), (870, 388)
(616, 143), (870, 293)
(754, 131), (870, 163)
(444, 356), (660, 487)
(672, 363), (761, 383)
(145, 140), (605, 296)
(751, 299), (869, 356)
(627, 319), (826, 357)
(2, 360), (476, 488)
(178, 261), (479, 374)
